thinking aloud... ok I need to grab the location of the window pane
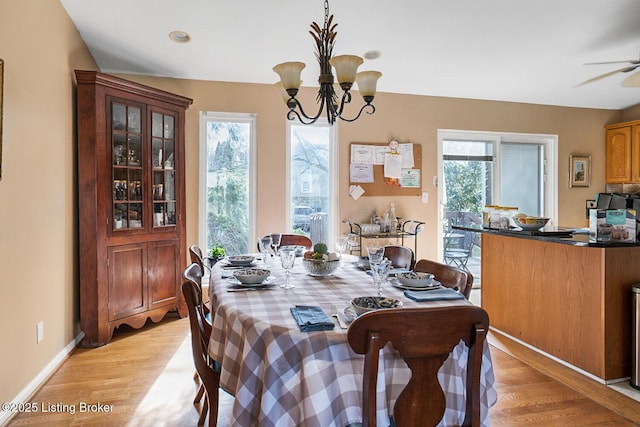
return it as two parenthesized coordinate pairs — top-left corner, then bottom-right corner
(205, 121), (250, 255)
(290, 124), (331, 243)
(501, 143), (543, 216)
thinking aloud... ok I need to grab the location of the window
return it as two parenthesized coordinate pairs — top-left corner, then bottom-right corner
(199, 112), (256, 256)
(437, 130), (558, 280)
(287, 121), (338, 246)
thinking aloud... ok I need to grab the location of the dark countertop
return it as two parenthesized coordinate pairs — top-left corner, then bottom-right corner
(452, 224), (640, 248)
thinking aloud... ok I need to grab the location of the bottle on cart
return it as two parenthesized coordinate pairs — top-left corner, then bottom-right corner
(390, 203), (398, 232)
(382, 210), (391, 233)
(370, 209), (377, 225)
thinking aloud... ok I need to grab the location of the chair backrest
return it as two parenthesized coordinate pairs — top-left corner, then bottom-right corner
(183, 262), (212, 316)
(414, 258), (472, 299)
(258, 234), (313, 252)
(189, 244), (207, 274)
(280, 233), (313, 249)
(183, 262), (204, 289)
(347, 305), (489, 427)
(383, 245), (415, 270)
(182, 279), (219, 426)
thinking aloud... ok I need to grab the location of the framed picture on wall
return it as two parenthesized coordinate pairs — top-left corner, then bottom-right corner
(570, 154), (590, 187)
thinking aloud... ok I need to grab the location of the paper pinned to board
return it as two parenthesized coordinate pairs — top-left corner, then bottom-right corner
(350, 144), (374, 164)
(349, 185), (365, 200)
(350, 163), (374, 183)
(383, 152), (402, 178)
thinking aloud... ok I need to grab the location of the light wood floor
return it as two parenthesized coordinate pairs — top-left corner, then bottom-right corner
(5, 312), (640, 427)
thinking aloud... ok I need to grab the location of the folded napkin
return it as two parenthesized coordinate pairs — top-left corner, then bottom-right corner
(404, 288), (465, 302)
(290, 305), (335, 332)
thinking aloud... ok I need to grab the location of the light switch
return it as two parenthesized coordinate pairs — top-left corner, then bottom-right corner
(422, 192), (429, 203)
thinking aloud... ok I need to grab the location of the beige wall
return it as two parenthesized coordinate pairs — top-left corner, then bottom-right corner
(0, 0), (98, 408)
(118, 75), (622, 261)
(0, 0), (635, 413)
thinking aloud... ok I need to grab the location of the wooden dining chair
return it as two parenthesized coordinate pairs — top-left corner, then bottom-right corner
(383, 245), (415, 270)
(414, 258), (472, 299)
(258, 233), (313, 251)
(190, 244), (209, 274)
(347, 305), (489, 427)
(183, 262), (213, 426)
(182, 268), (220, 427)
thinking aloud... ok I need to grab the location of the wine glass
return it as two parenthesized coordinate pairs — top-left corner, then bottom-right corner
(335, 237), (347, 259)
(367, 242), (385, 265)
(346, 233), (358, 253)
(258, 236), (272, 266)
(279, 248), (296, 289)
(370, 258), (392, 297)
(270, 233), (282, 255)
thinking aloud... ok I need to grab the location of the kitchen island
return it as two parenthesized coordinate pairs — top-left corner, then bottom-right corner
(459, 226), (640, 382)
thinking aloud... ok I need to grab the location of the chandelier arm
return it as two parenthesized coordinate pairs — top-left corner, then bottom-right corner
(286, 109), (319, 125)
(288, 96), (328, 124)
(337, 103), (376, 123)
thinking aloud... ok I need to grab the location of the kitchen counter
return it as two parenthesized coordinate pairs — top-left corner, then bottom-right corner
(454, 224), (640, 247)
(461, 225), (640, 382)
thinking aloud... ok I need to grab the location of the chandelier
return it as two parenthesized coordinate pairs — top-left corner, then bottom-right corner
(273, 0), (382, 125)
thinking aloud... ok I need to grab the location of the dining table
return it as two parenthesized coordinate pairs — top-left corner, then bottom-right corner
(208, 254), (497, 427)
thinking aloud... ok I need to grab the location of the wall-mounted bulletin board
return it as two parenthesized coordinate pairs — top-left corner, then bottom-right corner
(349, 142), (422, 197)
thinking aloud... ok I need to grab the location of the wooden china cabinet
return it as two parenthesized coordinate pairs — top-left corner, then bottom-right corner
(75, 70), (192, 346)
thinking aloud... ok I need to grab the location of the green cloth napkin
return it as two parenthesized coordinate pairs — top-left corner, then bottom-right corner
(404, 288), (465, 302)
(290, 305), (335, 332)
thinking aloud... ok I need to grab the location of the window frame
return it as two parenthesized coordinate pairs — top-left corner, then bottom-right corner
(286, 120), (338, 246)
(198, 111), (257, 254)
(436, 129), (558, 255)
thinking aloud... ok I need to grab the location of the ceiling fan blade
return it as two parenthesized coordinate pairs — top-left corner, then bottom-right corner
(621, 70), (640, 87)
(584, 59), (640, 65)
(576, 65), (640, 87)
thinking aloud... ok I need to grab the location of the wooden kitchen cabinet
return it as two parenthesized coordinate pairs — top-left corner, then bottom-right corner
(605, 120), (640, 183)
(75, 70), (192, 346)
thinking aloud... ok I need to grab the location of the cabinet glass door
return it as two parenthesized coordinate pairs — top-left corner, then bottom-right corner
(112, 102), (144, 230)
(152, 111), (177, 228)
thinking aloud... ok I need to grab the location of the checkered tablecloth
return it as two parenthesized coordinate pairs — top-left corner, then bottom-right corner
(208, 257), (497, 427)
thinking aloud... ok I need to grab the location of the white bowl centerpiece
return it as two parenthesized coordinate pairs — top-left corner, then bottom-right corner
(302, 242), (340, 277)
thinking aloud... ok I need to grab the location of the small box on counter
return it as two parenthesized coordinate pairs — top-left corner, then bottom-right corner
(589, 209), (637, 242)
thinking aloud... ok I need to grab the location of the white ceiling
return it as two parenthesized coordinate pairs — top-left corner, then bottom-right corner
(60, 0), (640, 110)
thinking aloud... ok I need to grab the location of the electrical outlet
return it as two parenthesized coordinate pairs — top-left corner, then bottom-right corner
(36, 321), (44, 344)
(422, 192), (429, 203)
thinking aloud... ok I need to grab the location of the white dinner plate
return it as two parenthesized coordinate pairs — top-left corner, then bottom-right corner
(390, 278), (443, 291)
(221, 260), (259, 269)
(226, 276), (276, 287)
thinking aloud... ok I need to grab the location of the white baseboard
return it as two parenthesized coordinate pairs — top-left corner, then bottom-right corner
(0, 332), (84, 427)
(490, 327), (613, 384)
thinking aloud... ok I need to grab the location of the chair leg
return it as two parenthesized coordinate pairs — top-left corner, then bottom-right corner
(194, 383), (205, 404)
(198, 391), (209, 426)
(208, 387), (219, 427)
